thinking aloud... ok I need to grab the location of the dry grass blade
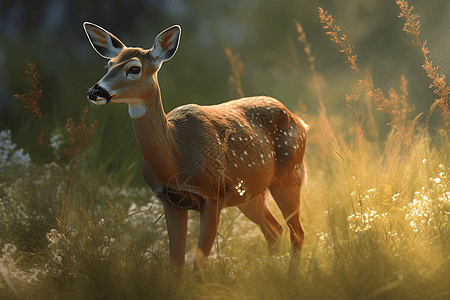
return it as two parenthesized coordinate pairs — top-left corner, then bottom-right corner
(396, 0), (450, 131)
(294, 19), (334, 158)
(62, 106), (98, 166)
(224, 45), (245, 98)
(294, 19), (326, 103)
(319, 7), (420, 150)
(13, 61), (52, 158)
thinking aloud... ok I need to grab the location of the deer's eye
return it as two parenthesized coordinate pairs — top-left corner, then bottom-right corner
(127, 66), (141, 76)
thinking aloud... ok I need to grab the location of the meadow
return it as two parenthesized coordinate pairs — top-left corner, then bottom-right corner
(1, 1), (450, 299)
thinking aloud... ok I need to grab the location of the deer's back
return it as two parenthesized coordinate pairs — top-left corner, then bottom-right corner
(167, 96), (307, 203)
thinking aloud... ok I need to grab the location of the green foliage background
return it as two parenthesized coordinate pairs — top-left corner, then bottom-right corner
(2, 0), (450, 183)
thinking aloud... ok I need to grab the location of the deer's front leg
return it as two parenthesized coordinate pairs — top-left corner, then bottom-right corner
(194, 202), (222, 272)
(163, 203), (188, 274)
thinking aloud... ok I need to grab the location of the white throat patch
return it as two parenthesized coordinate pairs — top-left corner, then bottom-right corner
(128, 104), (147, 119)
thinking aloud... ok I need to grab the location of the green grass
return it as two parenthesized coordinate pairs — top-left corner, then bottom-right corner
(1, 2), (450, 299)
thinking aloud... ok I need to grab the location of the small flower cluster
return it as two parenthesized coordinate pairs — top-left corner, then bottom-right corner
(49, 132), (64, 159)
(98, 185), (153, 202)
(0, 130), (31, 173)
(0, 243), (18, 276)
(127, 197), (164, 227)
(45, 229), (72, 276)
(126, 197), (168, 256)
(317, 188), (402, 257)
(0, 162), (65, 227)
(0, 243), (41, 284)
(347, 189), (388, 234)
(317, 232), (334, 256)
(96, 218), (118, 261)
(229, 210), (261, 242)
(1, 178), (29, 224)
(402, 164), (449, 246)
(317, 161), (450, 259)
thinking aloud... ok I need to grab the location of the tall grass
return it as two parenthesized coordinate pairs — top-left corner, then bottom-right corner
(224, 46), (246, 98)
(13, 61), (51, 159)
(1, 1), (450, 299)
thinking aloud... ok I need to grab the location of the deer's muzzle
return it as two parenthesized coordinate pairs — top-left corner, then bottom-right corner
(88, 84), (112, 104)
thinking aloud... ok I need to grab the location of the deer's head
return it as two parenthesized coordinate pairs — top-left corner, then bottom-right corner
(84, 22), (180, 111)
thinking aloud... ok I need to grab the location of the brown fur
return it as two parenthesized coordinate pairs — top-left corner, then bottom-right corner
(85, 23), (307, 273)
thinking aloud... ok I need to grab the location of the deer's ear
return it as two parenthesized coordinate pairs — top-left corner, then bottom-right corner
(83, 22), (126, 59)
(151, 25), (181, 65)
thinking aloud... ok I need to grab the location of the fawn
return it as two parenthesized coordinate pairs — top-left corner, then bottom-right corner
(84, 22), (307, 272)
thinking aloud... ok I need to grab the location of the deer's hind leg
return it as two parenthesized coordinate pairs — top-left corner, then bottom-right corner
(269, 172), (304, 252)
(237, 190), (284, 249)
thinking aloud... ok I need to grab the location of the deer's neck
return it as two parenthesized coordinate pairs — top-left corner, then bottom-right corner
(130, 84), (180, 185)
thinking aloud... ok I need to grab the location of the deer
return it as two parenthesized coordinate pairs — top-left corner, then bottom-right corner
(83, 22), (308, 273)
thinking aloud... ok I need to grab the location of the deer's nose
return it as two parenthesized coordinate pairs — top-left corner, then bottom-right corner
(88, 84), (110, 100)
